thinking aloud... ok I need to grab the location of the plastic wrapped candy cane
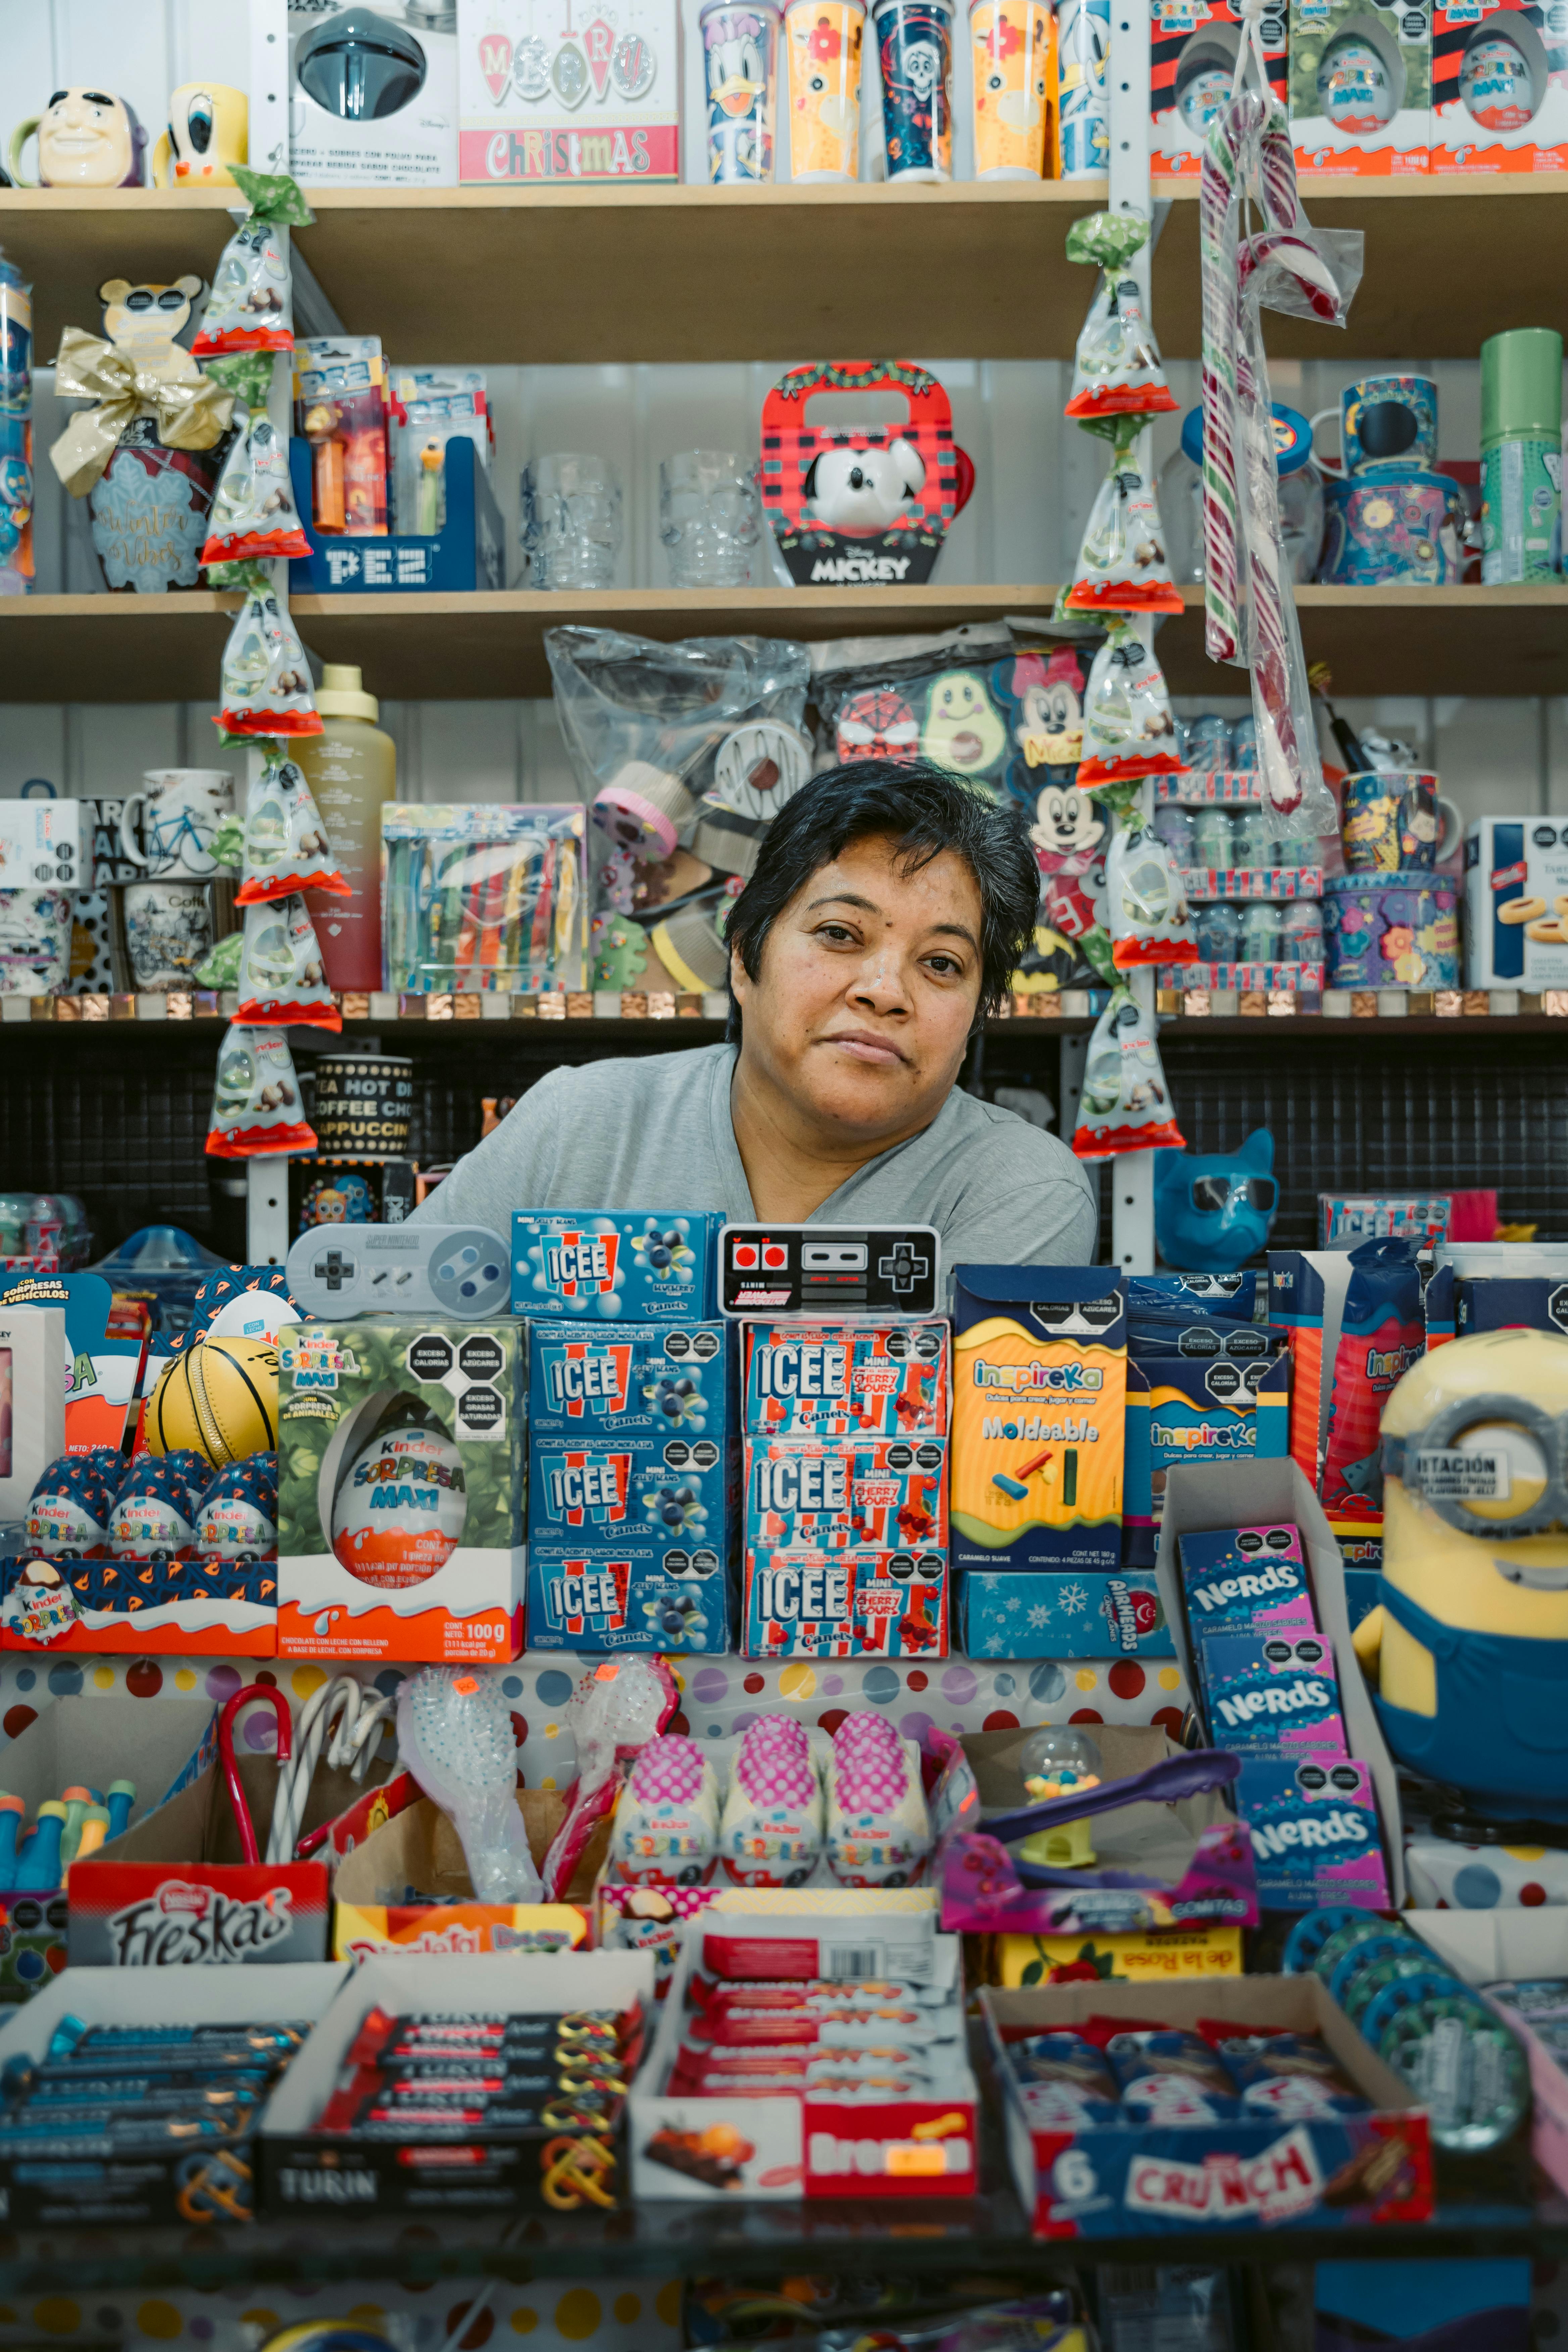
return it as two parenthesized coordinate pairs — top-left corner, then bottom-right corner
(1076, 619), (1182, 787)
(1064, 416), (1184, 614)
(1201, 43), (1361, 836)
(1064, 212), (1178, 421)
(1072, 985), (1186, 1159)
(1104, 820), (1198, 969)
(542, 1655), (681, 1901)
(191, 167), (314, 357)
(236, 751), (347, 904)
(200, 409), (310, 568)
(235, 893), (340, 1030)
(205, 1021), (317, 1158)
(217, 569), (321, 738)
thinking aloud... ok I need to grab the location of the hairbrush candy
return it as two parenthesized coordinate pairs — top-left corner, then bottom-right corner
(235, 893), (340, 1029)
(236, 752), (347, 906)
(396, 1666), (541, 1903)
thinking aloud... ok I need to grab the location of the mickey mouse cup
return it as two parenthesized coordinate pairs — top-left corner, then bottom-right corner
(785, 0), (865, 179)
(970, 0), (1051, 178)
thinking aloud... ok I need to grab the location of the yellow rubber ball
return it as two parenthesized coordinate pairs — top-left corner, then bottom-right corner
(148, 1336), (279, 1468)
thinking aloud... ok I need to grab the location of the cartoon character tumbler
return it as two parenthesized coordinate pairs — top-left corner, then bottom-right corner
(701, 0), (781, 182)
(873, 0), (954, 181)
(970, 0), (1050, 178)
(785, 0), (865, 180)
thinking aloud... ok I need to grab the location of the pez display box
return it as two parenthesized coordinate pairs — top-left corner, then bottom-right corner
(1124, 1353), (1289, 1568)
(1153, 0), (1288, 171)
(0, 1306), (65, 1520)
(513, 1212), (719, 1320)
(743, 1322), (950, 1438)
(1178, 1522), (1320, 1639)
(983, 1975), (1431, 2237)
(1200, 1630), (1349, 1756)
(950, 1269), (1125, 1572)
(528, 1542), (733, 1654)
(457, 0), (682, 183)
(1288, 0), (1431, 172)
(1432, 0), (1568, 169)
(529, 1432), (736, 1573)
(1466, 815), (1568, 985)
(1233, 1754), (1392, 1908)
(742, 1546), (948, 1658)
(955, 1567), (1175, 1660)
(528, 1321), (734, 1436)
(277, 1319), (525, 1662)
(744, 1436), (948, 1552)
(0, 1961), (348, 2226)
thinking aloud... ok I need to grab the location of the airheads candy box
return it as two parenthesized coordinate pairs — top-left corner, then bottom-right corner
(1177, 1523), (1320, 1637)
(527, 1544), (732, 1654)
(743, 1322), (950, 1437)
(528, 1431), (735, 1573)
(1124, 1353), (1289, 1567)
(1201, 1630), (1349, 1756)
(528, 1322), (733, 1437)
(511, 1211), (720, 1320)
(950, 1268), (1125, 1571)
(742, 1547), (948, 1659)
(1234, 1754), (1391, 1907)
(743, 1436), (948, 1552)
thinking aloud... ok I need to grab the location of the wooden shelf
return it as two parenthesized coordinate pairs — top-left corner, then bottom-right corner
(3, 177), (1567, 365)
(5, 582), (1567, 702)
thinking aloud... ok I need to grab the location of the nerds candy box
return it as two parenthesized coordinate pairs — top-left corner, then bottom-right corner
(527, 1543), (732, 1655)
(512, 1211), (721, 1320)
(528, 1322), (735, 1438)
(527, 1433), (735, 1572)
(1178, 1523), (1319, 1638)
(743, 1322), (950, 1437)
(1235, 1755), (1390, 1908)
(742, 1546), (948, 1658)
(743, 1435), (948, 1551)
(1202, 1631), (1347, 1757)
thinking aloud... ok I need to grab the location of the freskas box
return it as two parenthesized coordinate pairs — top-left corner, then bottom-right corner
(1465, 815), (1568, 985)
(277, 1319), (525, 1662)
(1153, 0), (1289, 170)
(528, 1542), (733, 1654)
(1433, 0), (1568, 168)
(513, 1212), (719, 1321)
(1288, 0), (1431, 172)
(528, 1320), (733, 1437)
(742, 1546), (947, 1658)
(743, 1322), (950, 1438)
(529, 1431), (735, 1571)
(744, 1436), (948, 1552)
(458, 0), (682, 183)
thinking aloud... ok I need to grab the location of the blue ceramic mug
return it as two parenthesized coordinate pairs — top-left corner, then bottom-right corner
(1317, 467), (1468, 585)
(1313, 376), (1439, 476)
(1342, 773), (1461, 873)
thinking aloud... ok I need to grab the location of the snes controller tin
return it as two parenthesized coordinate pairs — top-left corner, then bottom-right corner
(285, 1223), (512, 1321)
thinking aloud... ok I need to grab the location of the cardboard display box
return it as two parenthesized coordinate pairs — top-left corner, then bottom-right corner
(983, 1975), (1434, 2237)
(331, 1786), (611, 1960)
(3, 1553), (277, 1657)
(1288, 0), (1431, 171)
(0, 1961), (347, 2225)
(261, 1948), (653, 2216)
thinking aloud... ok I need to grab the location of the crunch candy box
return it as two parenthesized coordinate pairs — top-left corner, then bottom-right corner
(742, 1546), (948, 1658)
(1178, 1523), (1320, 1637)
(512, 1211), (720, 1320)
(743, 1323), (950, 1437)
(743, 1436), (948, 1551)
(950, 1268), (1125, 1571)
(1202, 1630), (1349, 1757)
(528, 1323), (734, 1438)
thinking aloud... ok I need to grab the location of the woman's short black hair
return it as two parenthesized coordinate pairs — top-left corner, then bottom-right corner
(724, 760), (1040, 1037)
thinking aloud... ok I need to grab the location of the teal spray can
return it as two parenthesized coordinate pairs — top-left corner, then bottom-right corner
(1481, 328), (1563, 583)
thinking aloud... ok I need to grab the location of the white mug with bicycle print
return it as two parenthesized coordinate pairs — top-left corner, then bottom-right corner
(120, 769), (234, 878)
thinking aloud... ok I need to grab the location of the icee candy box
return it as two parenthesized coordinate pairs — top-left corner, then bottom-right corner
(742, 1322), (950, 1437)
(528, 1321), (734, 1438)
(743, 1436), (948, 1551)
(512, 1211), (721, 1320)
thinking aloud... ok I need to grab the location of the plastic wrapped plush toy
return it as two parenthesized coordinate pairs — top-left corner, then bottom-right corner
(1077, 620), (1182, 787)
(1064, 211), (1178, 420)
(200, 409), (310, 567)
(1153, 1128), (1279, 1272)
(1073, 986), (1185, 1158)
(235, 751), (346, 905)
(217, 573), (321, 738)
(1065, 415), (1184, 613)
(1105, 821), (1198, 969)
(190, 167), (314, 357)
(205, 1021), (317, 1158)
(235, 893), (340, 1029)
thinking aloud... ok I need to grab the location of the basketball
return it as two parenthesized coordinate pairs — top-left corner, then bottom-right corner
(148, 1336), (279, 1468)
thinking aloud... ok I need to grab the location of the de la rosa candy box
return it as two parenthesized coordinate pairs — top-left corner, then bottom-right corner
(984, 1976), (1433, 2238)
(743, 1322), (950, 1438)
(512, 1212), (721, 1320)
(743, 1546), (948, 1658)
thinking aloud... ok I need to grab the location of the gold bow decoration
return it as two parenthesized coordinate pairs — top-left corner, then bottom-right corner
(50, 326), (235, 497)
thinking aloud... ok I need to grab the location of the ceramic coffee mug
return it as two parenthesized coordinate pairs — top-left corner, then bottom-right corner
(1341, 772), (1462, 873)
(118, 879), (214, 991)
(120, 769), (234, 879)
(1311, 375), (1439, 478)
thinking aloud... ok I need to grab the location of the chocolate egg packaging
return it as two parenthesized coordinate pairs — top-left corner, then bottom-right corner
(277, 1317), (525, 1660)
(236, 750), (347, 906)
(1288, 0), (1430, 169)
(1432, 0), (1567, 169)
(235, 892), (340, 1029)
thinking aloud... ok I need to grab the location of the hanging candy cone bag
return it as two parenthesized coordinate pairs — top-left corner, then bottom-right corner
(1064, 211), (1179, 420)
(1065, 415), (1185, 614)
(235, 894), (341, 1030)
(1076, 618), (1183, 786)
(1072, 986), (1186, 1158)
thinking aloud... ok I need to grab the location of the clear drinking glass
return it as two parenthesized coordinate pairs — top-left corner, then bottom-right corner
(659, 449), (762, 588)
(522, 453), (623, 590)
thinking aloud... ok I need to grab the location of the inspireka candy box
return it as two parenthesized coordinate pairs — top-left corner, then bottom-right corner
(1178, 1523), (1320, 1638)
(1202, 1631), (1349, 1757)
(742, 1547), (948, 1658)
(512, 1212), (720, 1320)
(743, 1323), (950, 1437)
(743, 1437), (948, 1552)
(528, 1322), (734, 1437)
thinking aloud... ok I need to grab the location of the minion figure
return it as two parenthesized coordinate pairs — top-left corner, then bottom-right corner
(1355, 1328), (1568, 1822)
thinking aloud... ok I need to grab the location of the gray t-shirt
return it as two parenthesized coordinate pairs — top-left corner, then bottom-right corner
(413, 1043), (1097, 1267)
